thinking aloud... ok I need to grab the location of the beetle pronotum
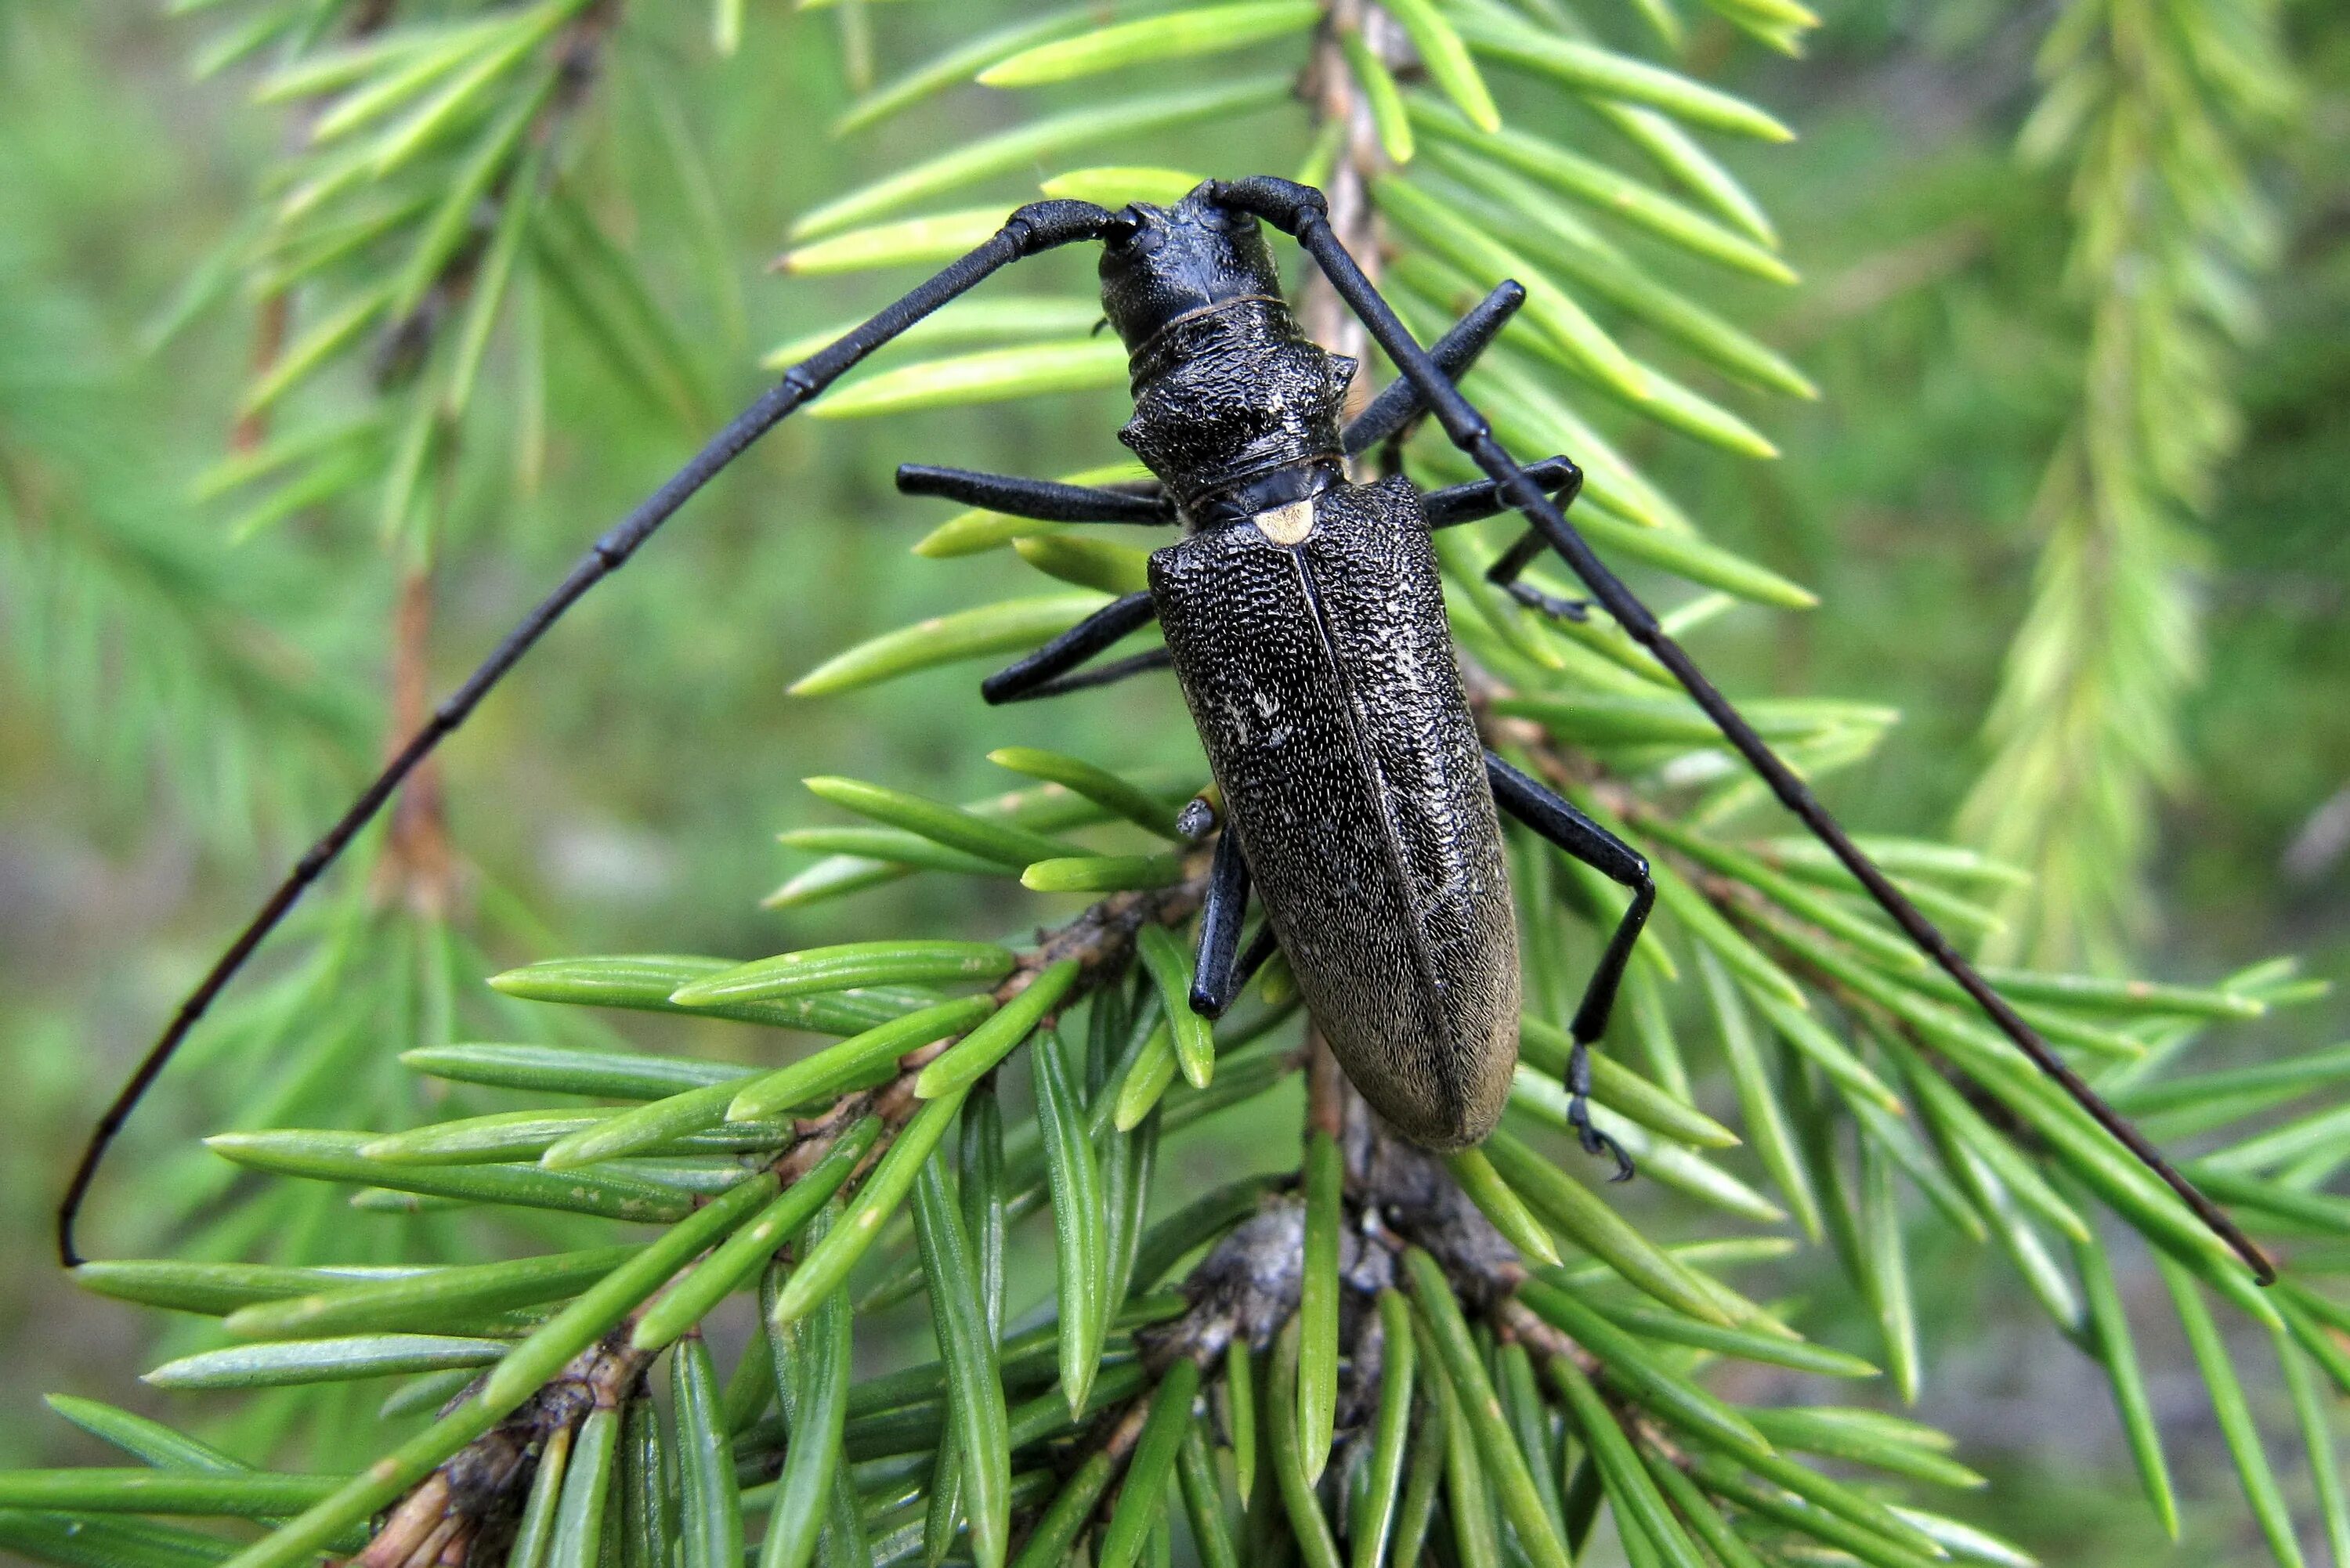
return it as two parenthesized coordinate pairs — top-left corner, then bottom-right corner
(56, 177), (2273, 1284)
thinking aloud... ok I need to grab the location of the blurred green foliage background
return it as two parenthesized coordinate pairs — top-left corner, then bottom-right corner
(2, 0), (2346, 1560)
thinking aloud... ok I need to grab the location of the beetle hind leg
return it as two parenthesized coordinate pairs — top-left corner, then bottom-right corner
(1560, 1029), (1632, 1182)
(1485, 751), (1656, 1182)
(1190, 831), (1277, 1018)
(1220, 174), (2279, 1279)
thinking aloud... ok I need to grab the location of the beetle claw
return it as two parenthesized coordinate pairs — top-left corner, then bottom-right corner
(1564, 1039), (1638, 1183)
(1598, 1129), (1636, 1183)
(1566, 1093), (1636, 1181)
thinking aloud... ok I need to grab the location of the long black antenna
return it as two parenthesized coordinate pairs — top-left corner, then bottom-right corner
(57, 200), (1121, 1269)
(1212, 175), (2275, 1285)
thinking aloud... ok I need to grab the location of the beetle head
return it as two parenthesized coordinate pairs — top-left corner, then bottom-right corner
(1098, 188), (1286, 351)
(1102, 186), (1355, 515)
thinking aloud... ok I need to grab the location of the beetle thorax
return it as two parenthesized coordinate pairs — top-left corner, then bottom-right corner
(1100, 190), (1354, 525)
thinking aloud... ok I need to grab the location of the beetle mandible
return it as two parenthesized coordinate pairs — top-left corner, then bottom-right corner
(56, 177), (2272, 1283)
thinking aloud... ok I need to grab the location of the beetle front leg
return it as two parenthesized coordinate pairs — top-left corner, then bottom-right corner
(1486, 752), (1655, 1182)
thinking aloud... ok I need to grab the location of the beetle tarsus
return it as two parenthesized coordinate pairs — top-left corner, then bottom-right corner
(1305, 209), (2272, 1281)
(1565, 1038), (1636, 1182)
(69, 173), (2276, 1289)
(1585, 1118), (1637, 1184)
(1502, 580), (1592, 623)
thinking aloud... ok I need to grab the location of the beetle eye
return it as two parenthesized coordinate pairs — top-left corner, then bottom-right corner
(1104, 204), (1162, 255)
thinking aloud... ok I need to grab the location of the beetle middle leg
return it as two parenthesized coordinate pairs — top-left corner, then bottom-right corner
(1485, 751), (1654, 1181)
(1421, 457), (1594, 623)
(1342, 280), (1526, 455)
(981, 591), (1168, 704)
(1421, 457), (1580, 530)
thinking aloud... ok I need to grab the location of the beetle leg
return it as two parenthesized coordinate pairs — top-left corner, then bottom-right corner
(1343, 281), (1526, 456)
(1426, 456), (1595, 622)
(1198, 922), (1279, 1021)
(1485, 752), (1654, 1183)
(1174, 793), (1220, 841)
(982, 591), (1164, 704)
(1485, 535), (1590, 623)
(1421, 456), (1581, 529)
(897, 464), (1173, 525)
(1002, 649), (1173, 703)
(1189, 830), (1255, 1018)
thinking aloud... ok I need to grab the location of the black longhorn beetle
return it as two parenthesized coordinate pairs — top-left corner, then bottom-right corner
(57, 177), (2273, 1284)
